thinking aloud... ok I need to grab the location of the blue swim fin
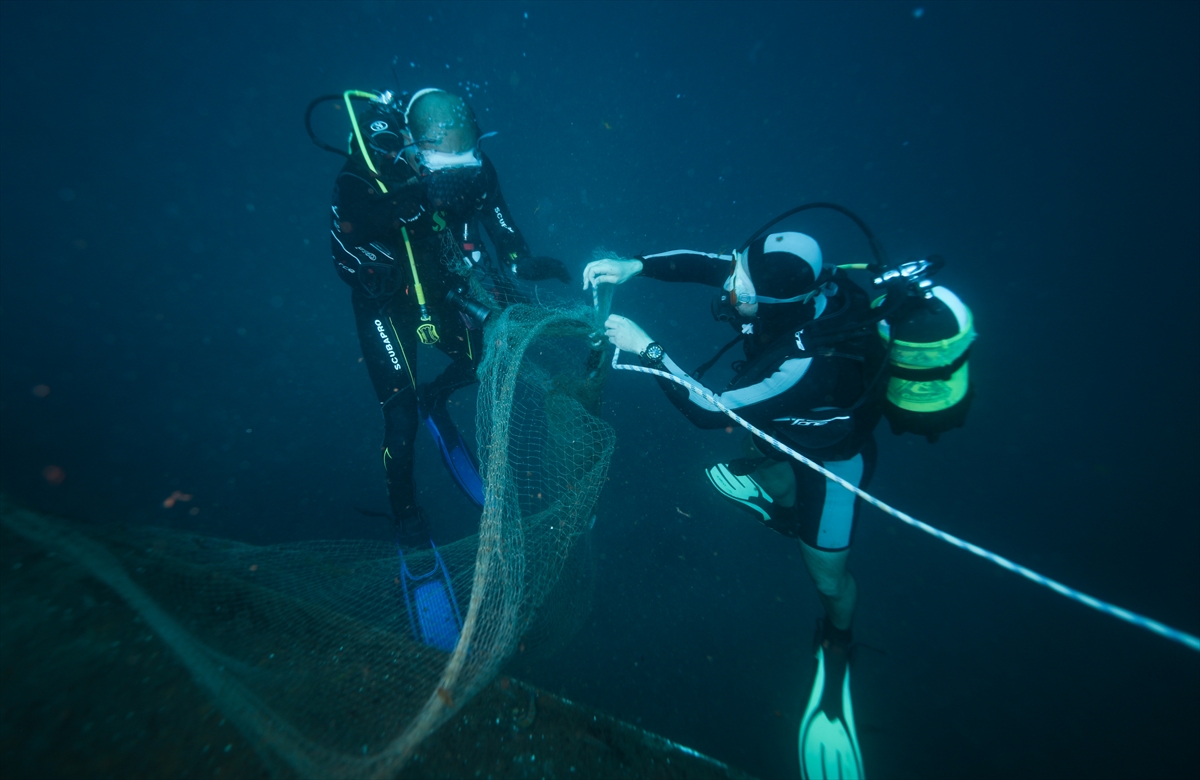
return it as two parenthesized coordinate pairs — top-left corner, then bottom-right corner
(421, 401), (485, 507)
(397, 542), (463, 653)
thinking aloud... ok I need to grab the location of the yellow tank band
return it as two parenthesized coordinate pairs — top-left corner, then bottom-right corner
(887, 363), (970, 412)
(874, 289), (975, 370)
(888, 321), (975, 370)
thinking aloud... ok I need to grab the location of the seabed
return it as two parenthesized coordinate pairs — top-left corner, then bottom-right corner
(0, 509), (754, 780)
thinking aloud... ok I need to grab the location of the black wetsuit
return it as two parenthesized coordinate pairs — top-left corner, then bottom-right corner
(329, 142), (535, 537)
(634, 249), (887, 549)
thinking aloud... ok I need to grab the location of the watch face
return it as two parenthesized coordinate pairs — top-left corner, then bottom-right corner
(646, 343), (665, 360)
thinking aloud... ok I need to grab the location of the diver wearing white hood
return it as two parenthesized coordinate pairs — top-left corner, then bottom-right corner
(585, 230), (885, 780)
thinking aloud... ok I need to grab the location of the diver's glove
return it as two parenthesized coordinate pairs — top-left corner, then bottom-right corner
(513, 256), (571, 283)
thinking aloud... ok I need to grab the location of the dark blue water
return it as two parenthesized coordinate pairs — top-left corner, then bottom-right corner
(2, 2), (1196, 778)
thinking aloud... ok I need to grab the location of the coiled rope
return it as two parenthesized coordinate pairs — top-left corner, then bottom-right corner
(611, 348), (1200, 652)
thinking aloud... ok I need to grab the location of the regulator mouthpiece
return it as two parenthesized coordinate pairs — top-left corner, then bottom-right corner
(711, 293), (749, 325)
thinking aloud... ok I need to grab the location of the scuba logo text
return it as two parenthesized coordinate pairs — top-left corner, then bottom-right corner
(374, 320), (403, 371)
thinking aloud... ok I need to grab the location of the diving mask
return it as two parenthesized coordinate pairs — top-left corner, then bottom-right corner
(417, 148), (482, 173)
(724, 247), (826, 306)
(724, 249), (757, 305)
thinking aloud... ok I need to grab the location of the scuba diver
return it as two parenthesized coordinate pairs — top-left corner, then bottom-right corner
(583, 206), (975, 780)
(318, 87), (569, 545)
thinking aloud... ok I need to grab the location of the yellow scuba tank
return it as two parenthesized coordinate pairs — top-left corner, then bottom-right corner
(875, 285), (975, 442)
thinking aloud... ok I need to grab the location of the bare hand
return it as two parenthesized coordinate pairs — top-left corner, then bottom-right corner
(582, 258), (643, 290)
(604, 315), (653, 354)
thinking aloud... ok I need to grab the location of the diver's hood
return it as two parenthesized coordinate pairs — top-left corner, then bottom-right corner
(745, 232), (824, 303)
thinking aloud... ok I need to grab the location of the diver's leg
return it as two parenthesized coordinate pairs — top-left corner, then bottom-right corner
(800, 543), (857, 631)
(417, 321), (486, 507)
(793, 439), (876, 631)
(423, 317), (483, 409)
(352, 291), (426, 539)
(794, 445), (875, 779)
(382, 388), (427, 540)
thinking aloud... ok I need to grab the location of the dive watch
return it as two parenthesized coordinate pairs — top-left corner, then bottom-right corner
(640, 341), (665, 365)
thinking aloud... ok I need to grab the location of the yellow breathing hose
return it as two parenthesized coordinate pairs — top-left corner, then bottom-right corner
(343, 90), (388, 194)
(341, 91), (439, 345)
(401, 227), (439, 344)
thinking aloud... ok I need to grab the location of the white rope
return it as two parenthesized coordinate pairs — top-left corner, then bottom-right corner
(612, 348), (1199, 652)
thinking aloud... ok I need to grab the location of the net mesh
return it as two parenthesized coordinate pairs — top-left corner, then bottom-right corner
(0, 302), (613, 779)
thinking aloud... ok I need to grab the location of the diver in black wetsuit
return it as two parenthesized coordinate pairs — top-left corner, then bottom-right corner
(584, 201), (976, 776)
(585, 234), (885, 619)
(585, 233), (886, 777)
(329, 88), (568, 543)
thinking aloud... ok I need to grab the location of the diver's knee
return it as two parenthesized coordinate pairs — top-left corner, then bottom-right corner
(801, 543), (852, 595)
(382, 386), (418, 419)
(382, 389), (419, 447)
(811, 569), (851, 597)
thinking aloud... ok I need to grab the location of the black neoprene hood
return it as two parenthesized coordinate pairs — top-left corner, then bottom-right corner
(745, 234), (820, 301)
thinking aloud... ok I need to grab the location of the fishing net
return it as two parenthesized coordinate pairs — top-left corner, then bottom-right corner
(0, 301), (614, 779)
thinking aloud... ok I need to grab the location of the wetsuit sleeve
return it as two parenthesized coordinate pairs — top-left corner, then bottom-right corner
(333, 168), (381, 228)
(636, 250), (730, 287)
(329, 160), (423, 293)
(647, 351), (815, 431)
(477, 154), (533, 268)
(331, 164), (415, 243)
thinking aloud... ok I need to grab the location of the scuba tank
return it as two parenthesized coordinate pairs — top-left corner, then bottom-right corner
(305, 89), (406, 194)
(713, 203), (977, 444)
(872, 258), (975, 442)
